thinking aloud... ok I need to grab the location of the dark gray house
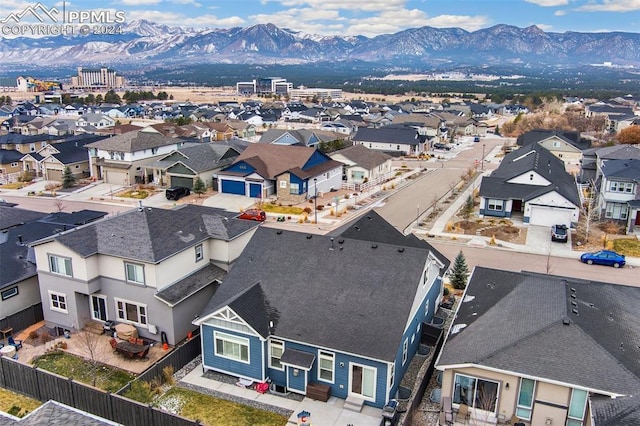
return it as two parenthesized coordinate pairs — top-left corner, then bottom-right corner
(352, 125), (427, 157)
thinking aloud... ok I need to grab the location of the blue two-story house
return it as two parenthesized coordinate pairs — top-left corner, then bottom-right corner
(216, 143), (343, 203)
(193, 212), (450, 409)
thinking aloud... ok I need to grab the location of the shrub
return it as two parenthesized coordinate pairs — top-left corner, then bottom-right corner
(445, 221), (454, 231)
(123, 381), (155, 403)
(316, 205), (324, 211)
(303, 207), (312, 214)
(443, 287), (450, 296)
(162, 365), (175, 386)
(40, 333), (53, 345)
(19, 171), (34, 182)
(28, 330), (39, 340)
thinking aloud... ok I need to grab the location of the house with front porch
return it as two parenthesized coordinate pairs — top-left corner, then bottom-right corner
(194, 212), (450, 409)
(436, 267), (640, 425)
(86, 129), (191, 185)
(30, 204), (261, 346)
(478, 144), (581, 227)
(352, 125), (427, 157)
(217, 144), (343, 202)
(597, 159), (640, 233)
(330, 144), (393, 188)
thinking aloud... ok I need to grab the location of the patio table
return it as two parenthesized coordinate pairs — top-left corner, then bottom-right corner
(115, 341), (149, 359)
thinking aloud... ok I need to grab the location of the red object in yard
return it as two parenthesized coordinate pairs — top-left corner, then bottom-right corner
(187, 331), (192, 340)
(255, 382), (269, 394)
(162, 342), (169, 350)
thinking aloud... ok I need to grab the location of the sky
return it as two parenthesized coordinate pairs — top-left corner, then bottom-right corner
(0, 0), (639, 37)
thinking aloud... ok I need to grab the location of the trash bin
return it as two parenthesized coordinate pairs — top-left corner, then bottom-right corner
(381, 399), (399, 426)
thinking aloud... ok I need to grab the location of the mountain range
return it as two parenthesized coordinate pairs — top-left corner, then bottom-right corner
(1, 20), (639, 69)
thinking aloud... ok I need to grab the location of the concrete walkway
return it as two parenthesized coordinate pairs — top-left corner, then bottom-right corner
(180, 365), (383, 425)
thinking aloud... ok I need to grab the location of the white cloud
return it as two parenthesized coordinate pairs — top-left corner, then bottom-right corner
(126, 10), (244, 27)
(523, 0), (569, 6)
(534, 23), (554, 30)
(119, 0), (161, 5)
(419, 14), (491, 31)
(554, 9), (567, 15)
(171, 0), (202, 6)
(576, 0), (640, 12)
(279, 0), (409, 12)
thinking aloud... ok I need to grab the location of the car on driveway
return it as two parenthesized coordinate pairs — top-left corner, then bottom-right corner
(433, 143), (451, 151)
(580, 250), (626, 268)
(165, 186), (190, 201)
(551, 224), (568, 242)
(238, 209), (266, 222)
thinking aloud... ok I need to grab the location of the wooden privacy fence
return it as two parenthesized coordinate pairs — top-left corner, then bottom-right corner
(0, 303), (44, 336)
(0, 333), (203, 426)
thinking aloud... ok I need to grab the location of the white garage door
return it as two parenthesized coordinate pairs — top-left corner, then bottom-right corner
(529, 206), (573, 227)
(105, 170), (128, 185)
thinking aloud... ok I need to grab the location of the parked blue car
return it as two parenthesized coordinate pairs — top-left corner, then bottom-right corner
(580, 250), (625, 268)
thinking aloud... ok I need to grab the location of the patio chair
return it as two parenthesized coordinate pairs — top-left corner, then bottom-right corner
(456, 403), (470, 423)
(8, 336), (22, 350)
(136, 338), (144, 345)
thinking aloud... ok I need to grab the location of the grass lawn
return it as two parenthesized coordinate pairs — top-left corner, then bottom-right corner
(0, 182), (26, 189)
(611, 238), (640, 257)
(155, 387), (288, 426)
(116, 189), (150, 199)
(32, 351), (135, 392)
(0, 388), (41, 418)
(261, 204), (306, 215)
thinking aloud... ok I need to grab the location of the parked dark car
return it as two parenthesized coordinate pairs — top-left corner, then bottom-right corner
(238, 209), (266, 222)
(433, 143), (451, 150)
(551, 224), (568, 242)
(473, 136), (481, 143)
(165, 186), (190, 201)
(580, 250), (626, 268)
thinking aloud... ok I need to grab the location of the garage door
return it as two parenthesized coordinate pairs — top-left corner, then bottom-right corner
(529, 206), (573, 227)
(221, 179), (245, 195)
(170, 176), (194, 190)
(249, 183), (262, 198)
(105, 170), (128, 185)
(46, 169), (63, 181)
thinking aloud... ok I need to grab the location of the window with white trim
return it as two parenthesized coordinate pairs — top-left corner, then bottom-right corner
(516, 378), (536, 420)
(195, 244), (203, 262)
(1, 286), (18, 300)
(402, 338), (408, 365)
(49, 291), (67, 313)
(124, 262), (145, 285)
(214, 331), (249, 363)
(49, 255), (72, 276)
(115, 298), (147, 326)
(608, 181), (633, 193)
(389, 363), (395, 387)
(318, 351), (335, 383)
(279, 180), (287, 188)
(605, 202), (628, 220)
(567, 388), (588, 426)
(487, 199), (503, 211)
(269, 340), (284, 370)
(289, 182), (299, 194)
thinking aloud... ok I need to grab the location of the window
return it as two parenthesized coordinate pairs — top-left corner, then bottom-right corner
(487, 199), (503, 211)
(516, 378), (536, 420)
(125, 262), (145, 285)
(318, 351), (335, 383)
(453, 374), (499, 414)
(567, 388), (588, 426)
(352, 171), (364, 180)
(609, 181), (633, 193)
(605, 203), (629, 220)
(269, 340), (284, 370)
(195, 244), (203, 262)
(289, 182), (299, 194)
(279, 180), (287, 188)
(214, 331), (249, 363)
(49, 291), (67, 313)
(10, 162), (18, 167)
(389, 363), (395, 387)
(425, 298), (430, 316)
(402, 338), (408, 365)
(1, 286), (19, 300)
(115, 299), (147, 326)
(49, 255), (72, 276)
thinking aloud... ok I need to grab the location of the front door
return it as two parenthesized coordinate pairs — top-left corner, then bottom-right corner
(350, 363), (376, 400)
(91, 295), (108, 322)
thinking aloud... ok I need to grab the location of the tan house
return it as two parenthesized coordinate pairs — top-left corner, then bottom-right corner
(516, 130), (591, 175)
(330, 144), (393, 188)
(435, 267), (640, 425)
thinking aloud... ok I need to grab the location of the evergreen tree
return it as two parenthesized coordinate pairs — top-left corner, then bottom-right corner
(62, 166), (76, 189)
(461, 195), (474, 223)
(450, 250), (469, 290)
(193, 177), (206, 197)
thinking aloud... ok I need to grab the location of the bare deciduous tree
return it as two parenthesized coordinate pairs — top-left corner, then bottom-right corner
(74, 327), (114, 388)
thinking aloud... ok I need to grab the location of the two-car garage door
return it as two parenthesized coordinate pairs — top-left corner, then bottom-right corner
(220, 179), (262, 198)
(529, 205), (574, 227)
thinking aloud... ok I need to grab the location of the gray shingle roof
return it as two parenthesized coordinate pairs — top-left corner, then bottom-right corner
(331, 144), (392, 170)
(601, 159), (640, 182)
(39, 204), (259, 263)
(147, 143), (240, 173)
(438, 267), (640, 424)
(155, 262), (225, 306)
(85, 130), (179, 153)
(353, 126), (425, 146)
(15, 400), (121, 425)
(198, 224), (447, 362)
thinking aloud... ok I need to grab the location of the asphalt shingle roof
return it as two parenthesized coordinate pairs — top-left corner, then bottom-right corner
(85, 130), (179, 153)
(438, 267), (640, 425)
(331, 144), (392, 170)
(155, 262), (225, 306)
(147, 143), (240, 173)
(353, 126), (426, 146)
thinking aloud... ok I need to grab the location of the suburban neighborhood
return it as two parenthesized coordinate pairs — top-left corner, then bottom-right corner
(0, 72), (640, 426)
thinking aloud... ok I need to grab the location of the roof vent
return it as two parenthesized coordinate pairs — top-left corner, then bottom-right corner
(572, 308), (579, 315)
(338, 239), (344, 244)
(398, 247), (404, 253)
(371, 244), (378, 249)
(306, 235), (312, 239)
(570, 287), (576, 293)
(138, 200), (143, 212)
(571, 301), (577, 307)
(563, 318), (571, 326)
(354, 226), (360, 231)
(330, 237), (334, 251)
(570, 294), (576, 299)
(276, 230), (283, 235)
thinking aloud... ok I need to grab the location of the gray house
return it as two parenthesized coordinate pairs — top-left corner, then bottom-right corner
(31, 205), (260, 345)
(0, 204), (106, 332)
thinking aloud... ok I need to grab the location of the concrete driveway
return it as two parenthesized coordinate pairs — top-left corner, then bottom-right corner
(526, 225), (573, 257)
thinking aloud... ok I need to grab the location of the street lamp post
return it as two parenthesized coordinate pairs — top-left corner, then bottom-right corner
(417, 204), (420, 226)
(481, 144), (485, 171)
(313, 178), (318, 225)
